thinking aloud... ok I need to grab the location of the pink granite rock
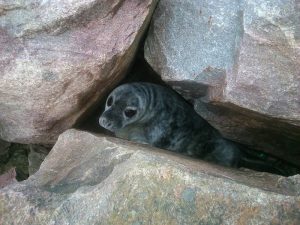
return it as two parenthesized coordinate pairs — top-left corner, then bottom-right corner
(1, 129), (299, 224)
(145, 0), (300, 166)
(0, 0), (158, 144)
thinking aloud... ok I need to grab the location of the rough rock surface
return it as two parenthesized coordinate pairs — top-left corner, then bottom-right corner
(144, 0), (300, 166)
(1, 129), (299, 224)
(0, 0), (158, 144)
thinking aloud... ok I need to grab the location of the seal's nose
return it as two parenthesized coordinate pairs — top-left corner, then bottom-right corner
(99, 117), (112, 129)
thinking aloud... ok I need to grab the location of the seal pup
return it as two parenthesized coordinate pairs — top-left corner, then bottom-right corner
(99, 82), (240, 167)
(99, 82), (299, 175)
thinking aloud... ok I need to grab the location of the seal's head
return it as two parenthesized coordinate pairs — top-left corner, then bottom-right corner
(99, 84), (146, 132)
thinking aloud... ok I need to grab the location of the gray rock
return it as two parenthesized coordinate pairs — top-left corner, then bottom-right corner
(0, 129), (299, 224)
(144, 0), (300, 166)
(0, 0), (158, 144)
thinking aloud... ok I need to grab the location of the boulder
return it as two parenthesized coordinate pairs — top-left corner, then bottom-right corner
(0, 0), (158, 144)
(0, 129), (299, 224)
(144, 0), (300, 166)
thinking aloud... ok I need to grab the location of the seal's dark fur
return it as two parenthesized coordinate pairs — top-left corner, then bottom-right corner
(99, 82), (300, 175)
(99, 82), (240, 167)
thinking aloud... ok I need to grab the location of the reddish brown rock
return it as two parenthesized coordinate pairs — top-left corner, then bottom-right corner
(0, 129), (299, 224)
(144, 0), (300, 165)
(0, 0), (158, 144)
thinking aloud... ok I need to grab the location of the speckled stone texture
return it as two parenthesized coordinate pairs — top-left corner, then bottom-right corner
(0, 0), (158, 144)
(0, 129), (299, 224)
(144, 0), (300, 166)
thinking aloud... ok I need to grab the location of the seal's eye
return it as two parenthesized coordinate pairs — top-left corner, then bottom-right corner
(124, 108), (137, 118)
(106, 96), (113, 107)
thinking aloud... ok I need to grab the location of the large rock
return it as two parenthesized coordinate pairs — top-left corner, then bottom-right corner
(144, 0), (300, 166)
(0, 0), (158, 144)
(0, 129), (299, 224)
